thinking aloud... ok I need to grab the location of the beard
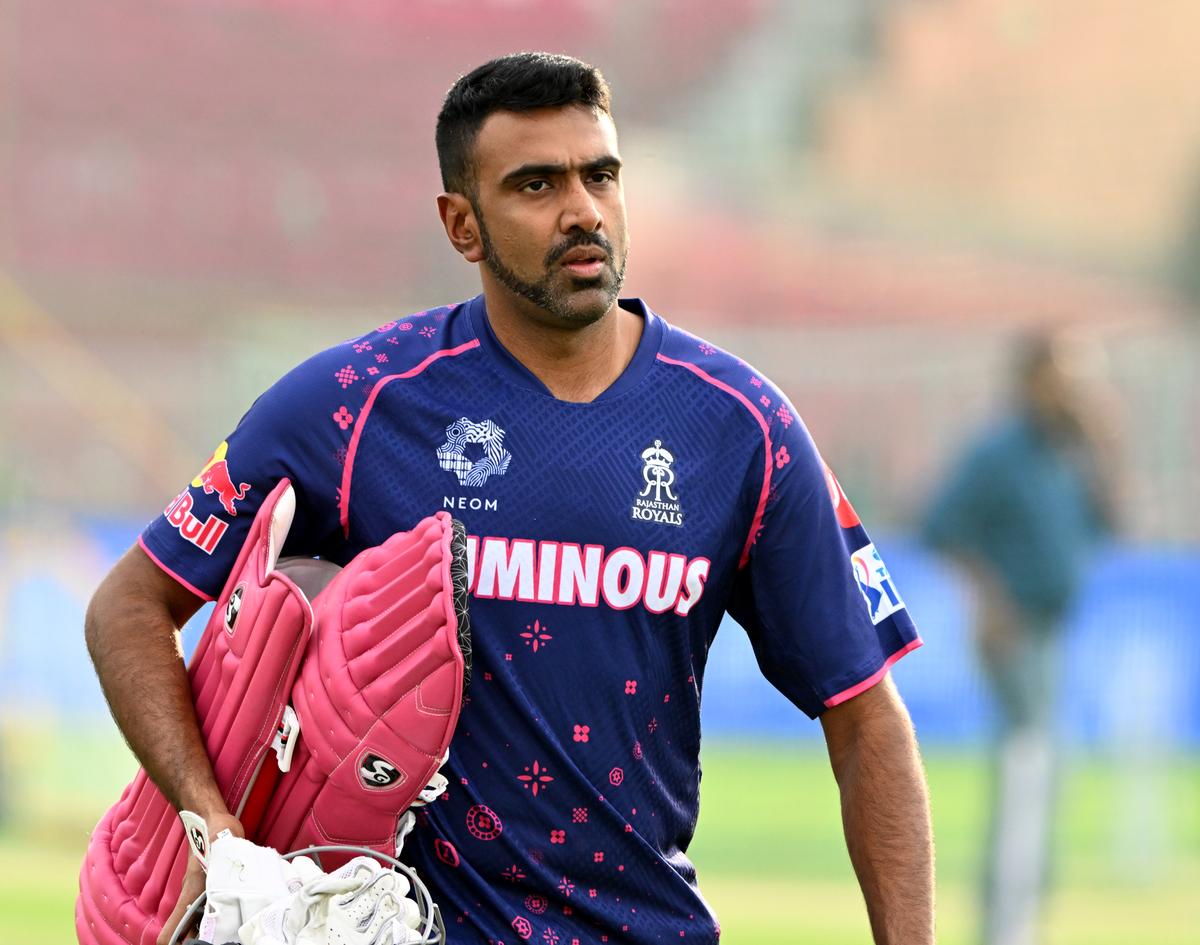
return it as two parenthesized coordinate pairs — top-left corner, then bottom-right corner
(477, 214), (627, 327)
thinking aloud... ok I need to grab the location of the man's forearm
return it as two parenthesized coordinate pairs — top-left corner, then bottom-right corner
(85, 547), (227, 819)
(823, 678), (934, 945)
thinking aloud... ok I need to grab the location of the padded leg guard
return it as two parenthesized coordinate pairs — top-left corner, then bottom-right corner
(77, 481), (318, 945)
(255, 512), (470, 870)
(77, 486), (470, 944)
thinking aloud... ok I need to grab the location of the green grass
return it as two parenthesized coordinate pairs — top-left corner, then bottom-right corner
(1, 723), (1197, 944)
(690, 745), (1200, 944)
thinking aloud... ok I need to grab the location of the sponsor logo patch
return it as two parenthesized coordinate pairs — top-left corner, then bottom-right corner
(164, 489), (228, 555)
(464, 536), (710, 616)
(436, 417), (511, 487)
(851, 542), (905, 624)
(443, 495), (499, 513)
(191, 441), (251, 516)
(824, 463), (861, 528)
(223, 584), (245, 634)
(358, 752), (403, 790)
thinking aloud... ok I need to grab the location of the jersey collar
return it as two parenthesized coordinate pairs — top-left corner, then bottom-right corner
(465, 294), (664, 403)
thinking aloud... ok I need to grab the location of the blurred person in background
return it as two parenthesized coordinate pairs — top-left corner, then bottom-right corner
(922, 330), (1118, 945)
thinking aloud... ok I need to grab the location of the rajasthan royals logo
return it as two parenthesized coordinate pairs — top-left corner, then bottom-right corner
(641, 440), (677, 501)
(436, 417), (512, 487)
(631, 439), (684, 527)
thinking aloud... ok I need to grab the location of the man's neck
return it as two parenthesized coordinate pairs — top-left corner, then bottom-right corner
(482, 291), (643, 403)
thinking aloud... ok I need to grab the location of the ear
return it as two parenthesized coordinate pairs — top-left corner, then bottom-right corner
(437, 193), (484, 263)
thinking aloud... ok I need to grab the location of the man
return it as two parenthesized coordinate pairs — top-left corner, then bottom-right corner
(923, 332), (1116, 945)
(86, 53), (933, 944)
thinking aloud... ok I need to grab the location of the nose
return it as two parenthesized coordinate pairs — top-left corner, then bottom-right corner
(560, 177), (603, 234)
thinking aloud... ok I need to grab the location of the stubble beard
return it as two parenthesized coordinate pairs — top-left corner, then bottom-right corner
(477, 215), (627, 328)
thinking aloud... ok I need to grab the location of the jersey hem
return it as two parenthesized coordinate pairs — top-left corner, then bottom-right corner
(823, 636), (924, 708)
(137, 535), (216, 602)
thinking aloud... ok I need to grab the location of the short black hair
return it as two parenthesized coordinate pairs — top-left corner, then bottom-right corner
(436, 52), (613, 195)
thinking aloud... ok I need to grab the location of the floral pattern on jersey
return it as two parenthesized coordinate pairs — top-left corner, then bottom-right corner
(517, 760), (555, 797)
(334, 303), (463, 398)
(465, 804), (503, 841)
(520, 620), (553, 653)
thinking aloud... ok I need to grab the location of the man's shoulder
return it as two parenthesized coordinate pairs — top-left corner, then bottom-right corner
(278, 300), (477, 393)
(651, 308), (791, 414)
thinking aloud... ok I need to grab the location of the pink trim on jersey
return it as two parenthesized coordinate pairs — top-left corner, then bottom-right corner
(823, 637), (924, 708)
(137, 535), (216, 602)
(339, 339), (481, 536)
(654, 353), (772, 568)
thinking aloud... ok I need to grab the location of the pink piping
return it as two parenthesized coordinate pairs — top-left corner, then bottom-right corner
(137, 535), (216, 602)
(654, 353), (772, 568)
(823, 637), (924, 708)
(339, 339), (481, 536)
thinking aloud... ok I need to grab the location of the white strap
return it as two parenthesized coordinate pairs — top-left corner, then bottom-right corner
(272, 705), (301, 772)
(409, 750), (450, 807)
(179, 810), (212, 871)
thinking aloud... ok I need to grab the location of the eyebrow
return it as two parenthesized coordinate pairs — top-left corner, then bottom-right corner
(500, 155), (622, 188)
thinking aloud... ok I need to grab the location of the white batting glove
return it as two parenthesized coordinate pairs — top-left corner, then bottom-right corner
(239, 856), (425, 945)
(196, 833), (320, 945)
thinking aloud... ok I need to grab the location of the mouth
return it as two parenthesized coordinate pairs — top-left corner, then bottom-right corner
(557, 245), (608, 279)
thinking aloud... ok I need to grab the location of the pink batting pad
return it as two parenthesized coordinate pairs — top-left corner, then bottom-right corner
(77, 486), (470, 944)
(77, 480), (315, 945)
(255, 512), (469, 870)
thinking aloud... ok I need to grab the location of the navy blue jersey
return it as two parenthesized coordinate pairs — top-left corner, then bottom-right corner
(142, 296), (921, 944)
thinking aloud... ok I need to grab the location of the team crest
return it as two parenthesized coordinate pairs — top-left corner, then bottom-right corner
(630, 439), (684, 527)
(436, 418), (512, 487)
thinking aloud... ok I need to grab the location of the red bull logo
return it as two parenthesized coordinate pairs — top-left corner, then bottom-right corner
(191, 441), (251, 516)
(824, 462), (861, 529)
(164, 489), (228, 555)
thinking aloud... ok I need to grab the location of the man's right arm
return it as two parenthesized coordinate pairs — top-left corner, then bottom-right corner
(87, 544), (248, 941)
(85, 544), (246, 943)
(85, 544), (226, 820)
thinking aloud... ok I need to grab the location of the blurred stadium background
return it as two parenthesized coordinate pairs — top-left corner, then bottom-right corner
(1, 1), (1197, 942)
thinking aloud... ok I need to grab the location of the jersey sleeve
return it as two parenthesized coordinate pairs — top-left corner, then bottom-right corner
(727, 395), (922, 718)
(139, 345), (360, 600)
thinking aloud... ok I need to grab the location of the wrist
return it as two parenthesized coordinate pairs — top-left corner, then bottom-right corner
(177, 783), (229, 825)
